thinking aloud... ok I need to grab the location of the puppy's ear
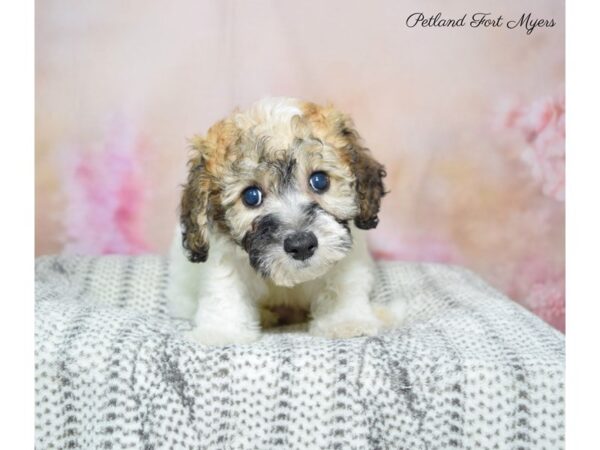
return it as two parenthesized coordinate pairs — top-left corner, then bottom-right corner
(338, 119), (387, 230)
(180, 139), (211, 263)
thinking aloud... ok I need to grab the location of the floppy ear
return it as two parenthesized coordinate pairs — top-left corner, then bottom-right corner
(339, 122), (387, 230)
(180, 143), (211, 263)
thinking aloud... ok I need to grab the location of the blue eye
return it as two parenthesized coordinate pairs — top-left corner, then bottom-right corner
(242, 186), (263, 207)
(309, 171), (329, 193)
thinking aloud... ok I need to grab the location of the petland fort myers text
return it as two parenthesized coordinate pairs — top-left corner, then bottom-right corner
(406, 12), (556, 35)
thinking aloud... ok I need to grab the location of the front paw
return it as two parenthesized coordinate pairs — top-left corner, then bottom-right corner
(309, 315), (381, 339)
(185, 326), (260, 346)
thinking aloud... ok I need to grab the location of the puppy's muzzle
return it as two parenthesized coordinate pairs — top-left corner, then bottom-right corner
(284, 231), (318, 261)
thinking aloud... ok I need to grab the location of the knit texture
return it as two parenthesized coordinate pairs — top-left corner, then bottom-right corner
(35, 255), (564, 449)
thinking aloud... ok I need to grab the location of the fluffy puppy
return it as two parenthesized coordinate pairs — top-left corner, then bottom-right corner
(167, 97), (405, 345)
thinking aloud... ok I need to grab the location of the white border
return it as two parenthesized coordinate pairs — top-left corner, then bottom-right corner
(565, 0), (600, 447)
(0, 0), (34, 447)
(2, 0), (595, 446)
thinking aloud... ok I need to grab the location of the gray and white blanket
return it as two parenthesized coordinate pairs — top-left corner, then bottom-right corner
(35, 255), (564, 449)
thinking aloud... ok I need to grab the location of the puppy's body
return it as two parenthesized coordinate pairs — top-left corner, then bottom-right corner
(167, 97), (405, 345)
(168, 224), (379, 345)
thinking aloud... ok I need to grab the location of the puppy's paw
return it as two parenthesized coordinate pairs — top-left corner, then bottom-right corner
(372, 299), (408, 329)
(309, 315), (381, 339)
(185, 326), (260, 346)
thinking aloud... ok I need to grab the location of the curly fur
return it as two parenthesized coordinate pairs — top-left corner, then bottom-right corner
(167, 97), (403, 345)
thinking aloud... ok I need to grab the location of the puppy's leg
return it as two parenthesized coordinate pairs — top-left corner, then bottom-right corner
(167, 229), (261, 345)
(166, 235), (201, 320)
(186, 259), (261, 346)
(309, 252), (381, 339)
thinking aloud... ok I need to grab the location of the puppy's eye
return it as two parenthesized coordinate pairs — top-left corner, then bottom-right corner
(309, 171), (329, 193)
(242, 186), (263, 207)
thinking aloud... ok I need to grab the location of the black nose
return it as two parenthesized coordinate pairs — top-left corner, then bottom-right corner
(283, 231), (318, 261)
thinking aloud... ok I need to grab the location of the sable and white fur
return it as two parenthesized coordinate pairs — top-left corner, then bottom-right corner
(167, 97), (405, 345)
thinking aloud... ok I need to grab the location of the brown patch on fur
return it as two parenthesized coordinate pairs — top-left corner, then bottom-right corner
(180, 119), (241, 261)
(301, 101), (387, 229)
(180, 154), (211, 262)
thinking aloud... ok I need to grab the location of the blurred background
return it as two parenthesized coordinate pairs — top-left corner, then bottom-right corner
(35, 0), (564, 330)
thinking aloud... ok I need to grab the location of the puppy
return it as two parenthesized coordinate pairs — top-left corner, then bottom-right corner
(167, 98), (405, 345)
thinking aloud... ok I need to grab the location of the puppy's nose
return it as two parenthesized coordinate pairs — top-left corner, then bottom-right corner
(284, 231), (318, 261)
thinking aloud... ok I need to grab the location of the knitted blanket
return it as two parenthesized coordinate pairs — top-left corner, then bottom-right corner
(35, 255), (564, 449)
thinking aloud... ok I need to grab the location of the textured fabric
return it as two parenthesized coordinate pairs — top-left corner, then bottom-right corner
(35, 255), (564, 449)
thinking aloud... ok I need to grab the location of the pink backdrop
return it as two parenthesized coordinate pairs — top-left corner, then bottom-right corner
(35, 0), (565, 330)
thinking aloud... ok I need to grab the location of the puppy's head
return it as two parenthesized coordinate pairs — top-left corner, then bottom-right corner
(180, 98), (386, 286)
